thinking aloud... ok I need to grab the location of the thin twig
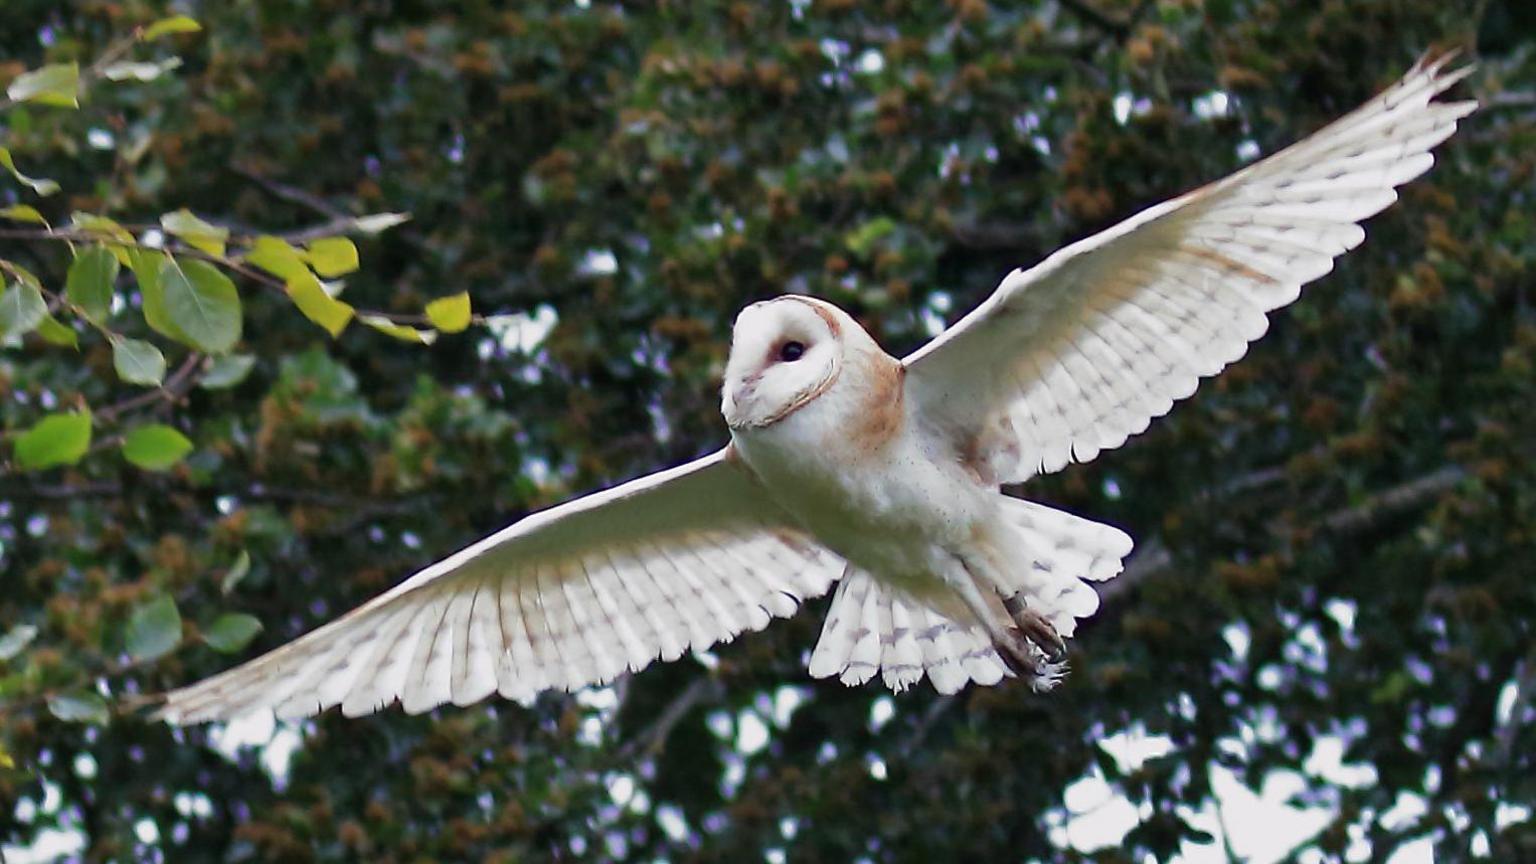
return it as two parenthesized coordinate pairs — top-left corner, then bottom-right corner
(899, 694), (958, 757)
(611, 675), (720, 764)
(230, 163), (349, 220)
(230, 164), (432, 251)
(0, 642), (186, 724)
(0, 226), (432, 326)
(94, 352), (204, 424)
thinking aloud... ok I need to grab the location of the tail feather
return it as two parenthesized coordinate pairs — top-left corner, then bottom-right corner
(1005, 498), (1133, 581)
(997, 498), (1132, 637)
(807, 500), (1134, 696)
(810, 569), (1009, 695)
(881, 601), (923, 692)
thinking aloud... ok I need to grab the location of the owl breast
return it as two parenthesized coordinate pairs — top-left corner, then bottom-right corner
(728, 363), (993, 594)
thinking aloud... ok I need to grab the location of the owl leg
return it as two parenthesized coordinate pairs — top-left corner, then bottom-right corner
(1003, 594), (1067, 664)
(948, 556), (1063, 689)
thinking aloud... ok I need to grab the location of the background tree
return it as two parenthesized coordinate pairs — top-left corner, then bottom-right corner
(2, 0), (1533, 861)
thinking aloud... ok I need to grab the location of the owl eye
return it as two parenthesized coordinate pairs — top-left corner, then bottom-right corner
(778, 341), (806, 362)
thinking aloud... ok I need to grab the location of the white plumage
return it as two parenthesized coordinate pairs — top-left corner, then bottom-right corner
(904, 54), (1475, 482)
(156, 56), (1472, 724)
(160, 452), (843, 723)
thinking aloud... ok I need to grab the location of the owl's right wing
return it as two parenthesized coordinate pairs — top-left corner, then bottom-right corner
(155, 447), (843, 723)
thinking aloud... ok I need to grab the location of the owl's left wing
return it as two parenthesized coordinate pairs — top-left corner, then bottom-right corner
(904, 54), (1474, 483)
(155, 448), (843, 723)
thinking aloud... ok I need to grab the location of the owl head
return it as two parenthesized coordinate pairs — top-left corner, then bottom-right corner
(721, 296), (849, 429)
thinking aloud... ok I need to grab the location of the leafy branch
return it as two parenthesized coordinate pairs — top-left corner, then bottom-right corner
(0, 15), (480, 479)
(0, 222), (460, 331)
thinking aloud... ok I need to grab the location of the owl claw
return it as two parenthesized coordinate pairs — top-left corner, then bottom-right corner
(995, 627), (1067, 691)
(1003, 594), (1068, 664)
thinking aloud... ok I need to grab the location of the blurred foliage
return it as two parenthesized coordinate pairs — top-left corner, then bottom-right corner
(1, 0), (1533, 861)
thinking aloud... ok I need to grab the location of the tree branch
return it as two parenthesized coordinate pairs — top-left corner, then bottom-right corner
(0, 226), (432, 326)
(1320, 466), (1467, 536)
(1099, 464), (1467, 606)
(230, 163), (349, 221)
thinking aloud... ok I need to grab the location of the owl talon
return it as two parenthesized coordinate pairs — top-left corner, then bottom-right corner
(995, 628), (1066, 692)
(1003, 594), (1067, 664)
(995, 628), (1042, 676)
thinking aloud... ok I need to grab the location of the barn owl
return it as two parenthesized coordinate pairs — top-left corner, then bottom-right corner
(156, 55), (1474, 723)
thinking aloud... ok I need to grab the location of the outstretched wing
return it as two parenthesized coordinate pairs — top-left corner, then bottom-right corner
(903, 54), (1475, 483)
(156, 448), (842, 723)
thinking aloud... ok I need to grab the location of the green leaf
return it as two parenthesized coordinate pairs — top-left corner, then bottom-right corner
(200, 353), (256, 390)
(160, 208), (228, 258)
(221, 550), (252, 595)
(0, 624), (38, 661)
(141, 15), (202, 41)
(112, 337), (166, 386)
(127, 248), (188, 342)
(0, 281), (48, 340)
(121, 424), (193, 470)
(0, 204), (47, 224)
(2, 261), (42, 290)
(34, 314), (77, 348)
(70, 213), (135, 266)
(35, 314), (78, 347)
(47, 692), (110, 725)
(14, 412), (91, 470)
(101, 57), (182, 83)
(306, 237), (359, 277)
(0, 147), (60, 196)
(69, 212), (134, 243)
(65, 245), (119, 322)
(203, 613), (263, 654)
(360, 314), (437, 344)
(844, 216), (898, 257)
(125, 595), (182, 662)
(287, 272), (354, 337)
(6, 62), (80, 108)
(160, 257), (241, 353)
(425, 292), (472, 333)
(246, 235), (311, 281)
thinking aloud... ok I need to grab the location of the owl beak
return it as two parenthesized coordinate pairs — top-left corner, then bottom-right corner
(728, 373), (758, 405)
(722, 374), (760, 427)
(733, 375), (759, 402)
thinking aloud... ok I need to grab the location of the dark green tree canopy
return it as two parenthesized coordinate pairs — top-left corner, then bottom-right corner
(2, 0), (1533, 860)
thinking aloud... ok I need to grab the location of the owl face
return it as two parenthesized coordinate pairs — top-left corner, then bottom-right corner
(722, 296), (844, 429)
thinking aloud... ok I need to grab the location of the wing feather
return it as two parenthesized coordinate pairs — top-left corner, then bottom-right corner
(157, 449), (844, 722)
(904, 55), (1474, 482)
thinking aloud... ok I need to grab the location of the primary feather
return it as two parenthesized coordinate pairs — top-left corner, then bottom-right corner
(904, 53), (1475, 482)
(155, 449), (842, 723)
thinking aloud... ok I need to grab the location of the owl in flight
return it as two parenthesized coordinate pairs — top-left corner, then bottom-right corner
(157, 56), (1473, 723)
